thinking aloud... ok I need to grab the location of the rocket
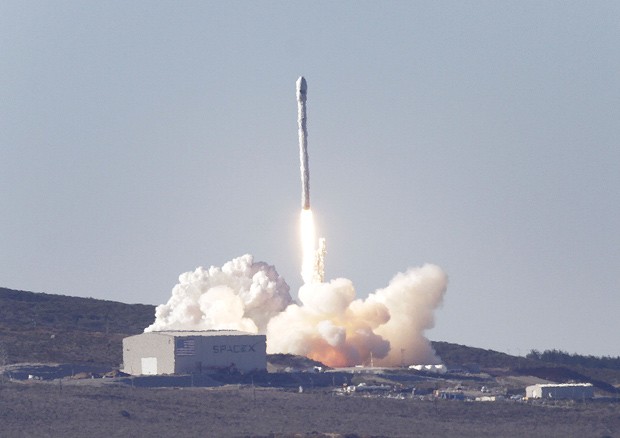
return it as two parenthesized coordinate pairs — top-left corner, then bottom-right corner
(297, 76), (310, 210)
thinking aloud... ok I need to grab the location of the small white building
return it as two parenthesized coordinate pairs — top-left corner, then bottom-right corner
(122, 330), (266, 376)
(408, 364), (447, 374)
(525, 383), (594, 400)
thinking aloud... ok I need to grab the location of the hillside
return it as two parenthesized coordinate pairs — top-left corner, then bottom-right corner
(431, 341), (539, 369)
(0, 287), (154, 365)
(0, 286), (618, 391)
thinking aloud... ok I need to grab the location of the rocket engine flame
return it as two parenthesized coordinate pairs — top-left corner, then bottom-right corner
(300, 209), (326, 284)
(300, 209), (317, 284)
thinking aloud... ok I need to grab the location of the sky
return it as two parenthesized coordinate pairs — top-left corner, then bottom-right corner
(1, 1), (619, 357)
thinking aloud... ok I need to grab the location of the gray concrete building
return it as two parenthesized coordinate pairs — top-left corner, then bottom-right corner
(122, 330), (266, 376)
(526, 383), (594, 400)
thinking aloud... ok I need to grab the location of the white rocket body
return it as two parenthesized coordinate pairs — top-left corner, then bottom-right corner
(297, 76), (310, 210)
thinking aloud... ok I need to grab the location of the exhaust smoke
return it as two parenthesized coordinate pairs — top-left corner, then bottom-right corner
(144, 77), (449, 368)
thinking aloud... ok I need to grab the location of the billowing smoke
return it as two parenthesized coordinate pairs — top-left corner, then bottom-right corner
(145, 254), (293, 333)
(266, 264), (447, 367)
(146, 78), (448, 367)
(146, 254), (447, 367)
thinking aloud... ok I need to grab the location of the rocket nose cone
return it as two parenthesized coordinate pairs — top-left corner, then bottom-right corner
(296, 76), (307, 94)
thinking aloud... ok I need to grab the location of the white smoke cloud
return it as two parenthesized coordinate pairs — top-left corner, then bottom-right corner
(373, 264), (448, 365)
(266, 264), (447, 367)
(146, 255), (447, 368)
(145, 254), (292, 333)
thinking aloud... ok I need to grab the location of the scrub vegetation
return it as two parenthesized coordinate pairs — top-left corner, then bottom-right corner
(1, 286), (620, 437)
(1, 382), (619, 438)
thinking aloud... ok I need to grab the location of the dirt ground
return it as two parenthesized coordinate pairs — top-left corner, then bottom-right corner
(0, 381), (619, 438)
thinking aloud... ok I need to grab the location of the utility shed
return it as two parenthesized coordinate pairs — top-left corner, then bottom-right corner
(122, 330), (266, 376)
(526, 383), (594, 400)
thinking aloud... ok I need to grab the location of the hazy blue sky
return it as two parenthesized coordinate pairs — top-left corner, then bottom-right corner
(2, 1), (618, 357)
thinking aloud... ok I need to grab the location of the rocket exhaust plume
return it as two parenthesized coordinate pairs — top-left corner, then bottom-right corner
(300, 209), (318, 284)
(145, 255), (447, 368)
(144, 77), (449, 369)
(266, 265), (447, 367)
(144, 255), (292, 333)
(297, 76), (310, 210)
